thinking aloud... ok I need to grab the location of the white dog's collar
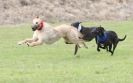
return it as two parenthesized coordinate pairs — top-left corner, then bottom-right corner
(78, 24), (82, 32)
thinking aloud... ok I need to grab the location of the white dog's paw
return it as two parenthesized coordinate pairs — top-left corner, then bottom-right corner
(17, 41), (23, 45)
(26, 42), (33, 47)
(26, 42), (30, 46)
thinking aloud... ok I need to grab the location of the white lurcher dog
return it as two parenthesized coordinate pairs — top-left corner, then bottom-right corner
(18, 17), (87, 54)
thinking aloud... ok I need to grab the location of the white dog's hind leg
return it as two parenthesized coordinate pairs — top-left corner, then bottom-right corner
(76, 39), (88, 49)
(82, 42), (88, 49)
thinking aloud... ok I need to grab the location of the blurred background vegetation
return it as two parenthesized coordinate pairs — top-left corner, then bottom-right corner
(0, 0), (133, 24)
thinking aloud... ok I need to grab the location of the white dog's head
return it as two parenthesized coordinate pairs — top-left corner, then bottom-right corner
(32, 16), (44, 31)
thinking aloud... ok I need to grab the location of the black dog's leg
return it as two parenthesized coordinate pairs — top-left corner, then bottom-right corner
(98, 44), (108, 52)
(96, 38), (101, 52)
(109, 44), (113, 55)
(74, 44), (78, 55)
(112, 43), (118, 55)
(100, 44), (108, 52)
(97, 43), (100, 52)
(99, 45), (106, 49)
(95, 38), (97, 44)
(105, 45), (109, 52)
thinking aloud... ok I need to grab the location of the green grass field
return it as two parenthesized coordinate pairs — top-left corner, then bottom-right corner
(0, 21), (133, 83)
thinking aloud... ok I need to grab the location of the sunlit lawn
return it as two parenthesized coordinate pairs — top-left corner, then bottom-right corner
(0, 21), (132, 83)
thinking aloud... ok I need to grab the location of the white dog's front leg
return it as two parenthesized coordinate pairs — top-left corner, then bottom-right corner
(18, 32), (38, 45)
(18, 38), (36, 45)
(27, 40), (43, 47)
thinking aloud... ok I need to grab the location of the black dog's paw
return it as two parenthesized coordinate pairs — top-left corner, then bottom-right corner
(97, 49), (100, 52)
(111, 52), (114, 56)
(109, 50), (114, 55)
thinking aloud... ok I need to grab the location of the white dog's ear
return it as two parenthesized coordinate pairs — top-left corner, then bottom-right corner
(35, 16), (39, 18)
(33, 16), (39, 21)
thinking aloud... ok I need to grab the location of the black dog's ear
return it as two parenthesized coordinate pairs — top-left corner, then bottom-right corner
(102, 27), (105, 31)
(98, 25), (105, 31)
(71, 21), (82, 26)
(79, 22), (82, 24)
(76, 21), (82, 24)
(100, 27), (105, 32)
(97, 26), (105, 33)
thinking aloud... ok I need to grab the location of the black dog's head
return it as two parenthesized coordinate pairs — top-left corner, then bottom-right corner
(92, 25), (105, 36)
(71, 21), (82, 29)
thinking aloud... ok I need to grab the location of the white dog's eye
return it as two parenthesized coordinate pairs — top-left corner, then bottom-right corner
(36, 22), (38, 24)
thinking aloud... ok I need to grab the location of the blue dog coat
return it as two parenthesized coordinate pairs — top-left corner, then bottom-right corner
(97, 32), (108, 44)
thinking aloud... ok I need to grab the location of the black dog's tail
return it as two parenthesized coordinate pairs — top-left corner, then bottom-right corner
(118, 35), (127, 41)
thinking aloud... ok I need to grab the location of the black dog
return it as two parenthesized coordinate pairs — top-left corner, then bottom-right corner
(92, 26), (127, 55)
(71, 22), (98, 55)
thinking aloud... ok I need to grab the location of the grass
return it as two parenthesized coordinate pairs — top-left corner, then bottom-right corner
(0, 21), (133, 83)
